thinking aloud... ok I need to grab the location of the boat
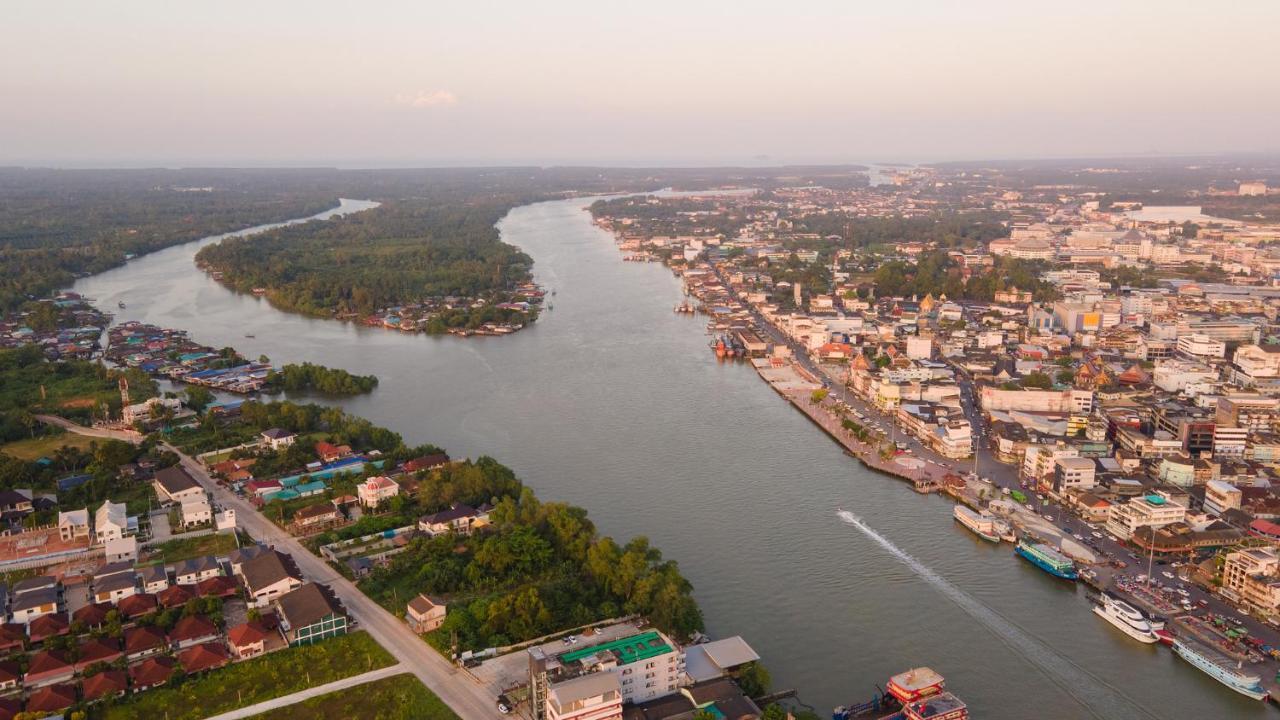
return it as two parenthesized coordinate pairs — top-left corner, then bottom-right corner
(117, 301), (126, 309)
(953, 505), (1000, 543)
(1092, 593), (1159, 643)
(833, 667), (952, 720)
(1154, 628), (1175, 646)
(1172, 637), (1268, 700)
(1014, 539), (1079, 580)
(886, 667), (946, 704)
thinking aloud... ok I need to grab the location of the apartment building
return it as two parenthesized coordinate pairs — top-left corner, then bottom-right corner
(1223, 548), (1280, 613)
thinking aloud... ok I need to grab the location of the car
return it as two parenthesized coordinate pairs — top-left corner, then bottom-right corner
(1091, 531), (1103, 539)
(497, 695), (513, 714)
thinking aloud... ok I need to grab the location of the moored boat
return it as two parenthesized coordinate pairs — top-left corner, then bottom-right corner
(952, 505), (1000, 543)
(1172, 637), (1268, 700)
(1092, 592), (1159, 643)
(1015, 539), (1078, 580)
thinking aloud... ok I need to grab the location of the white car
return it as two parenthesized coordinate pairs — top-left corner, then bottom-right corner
(1091, 531), (1103, 539)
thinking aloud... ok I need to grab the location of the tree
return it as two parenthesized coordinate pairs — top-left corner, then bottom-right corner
(1056, 369), (1075, 385)
(810, 389), (829, 404)
(183, 385), (215, 412)
(1021, 372), (1052, 389)
(736, 661), (772, 697)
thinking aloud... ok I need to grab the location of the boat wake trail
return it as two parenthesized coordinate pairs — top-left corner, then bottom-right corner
(836, 510), (1160, 720)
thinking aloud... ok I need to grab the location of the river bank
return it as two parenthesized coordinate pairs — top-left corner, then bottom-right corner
(69, 195), (1269, 720)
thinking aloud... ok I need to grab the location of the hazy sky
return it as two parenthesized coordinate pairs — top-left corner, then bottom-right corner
(3, 1), (1278, 167)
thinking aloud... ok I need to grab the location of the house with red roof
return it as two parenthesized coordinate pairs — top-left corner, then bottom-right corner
(178, 641), (229, 674)
(25, 683), (77, 713)
(157, 583), (195, 609)
(72, 602), (113, 630)
(0, 696), (18, 720)
(129, 655), (178, 692)
(315, 441), (352, 463)
(76, 637), (124, 671)
(0, 661), (19, 693)
(227, 620), (272, 659)
(27, 613), (69, 644)
(124, 624), (168, 660)
(23, 648), (74, 688)
(82, 668), (129, 702)
(117, 592), (158, 619)
(196, 575), (240, 599)
(0, 625), (24, 655)
(169, 615), (219, 649)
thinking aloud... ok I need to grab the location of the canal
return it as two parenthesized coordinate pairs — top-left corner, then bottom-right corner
(73, 197), (1268, 719)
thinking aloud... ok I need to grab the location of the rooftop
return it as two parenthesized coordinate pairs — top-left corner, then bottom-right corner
(559, 630), (673, 666)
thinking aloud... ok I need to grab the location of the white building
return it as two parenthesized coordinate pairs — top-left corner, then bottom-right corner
(905, 335), (932, 360)
(1106, 494), (1186, 541)
(1175, 334), (1226, 359)
(1053, 456), (1096, 493)
(181, 497), (213, 527)
(1204, 479), (1243, 516)
(1240, 182), (1268, 197)
(357, 476), (400, 509)
(94, 501), (129, 544)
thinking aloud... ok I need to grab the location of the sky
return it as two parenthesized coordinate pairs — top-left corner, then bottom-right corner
(3, 1), (1279, 167)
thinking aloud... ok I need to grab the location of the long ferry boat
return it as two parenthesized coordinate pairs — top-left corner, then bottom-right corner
(1014, 539), (1078, 580)
(1092, 592), (1158, 643)
(952, 505), (1000, 543)
(1171, 637), (1268, 700)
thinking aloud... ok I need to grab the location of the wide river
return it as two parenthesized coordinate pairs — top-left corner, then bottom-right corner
(74, 198), (1268, 719)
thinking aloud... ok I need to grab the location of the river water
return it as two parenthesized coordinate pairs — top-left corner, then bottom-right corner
(73, 198), (1268, 719)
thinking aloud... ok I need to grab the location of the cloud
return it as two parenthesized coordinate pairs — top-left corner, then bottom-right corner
(394, 90), (458, 108)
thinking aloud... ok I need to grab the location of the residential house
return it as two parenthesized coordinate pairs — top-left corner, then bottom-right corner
(315, 441), (352, 463)
(357, 475), (400, 509)
(23, 649), (74, 688)
(27, 614), (69, 644)
(228, 620), (272, 659)
(228, 544), (270, 576)
(57, 508), (90, 542)
(291, 503), (340, 533)
(124, 625), (169, 660)
(180, 496), (213, 527)
(94, 501), (129, 544)
(11, 586), (60, 624)
(407, 594), (446, 633)
(173, 556), (223, 586)
(276, 583), (348, 646)
(82, 668), (129, 702)
(130, 655), (178, 692)
(25, 683), (77, 714)
(0, 661), (18, 693)
(153, 466), (205, 505)
(169, 615), (219, 649)
(92, 571), (138, 605)
(178, 641), (230, 674)
(418, 503), (490, 536)
(260, 428), (296, 450)
(105, 536), (138, 563)
(72, 603), (112, 631)
(139, 564), (170, 595)
(239, 550), (303, 608)
(116, 592), (158, 620)
(75, 637), (123, 672)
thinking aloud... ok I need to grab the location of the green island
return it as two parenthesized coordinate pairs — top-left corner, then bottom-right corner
(268, 362), (379, 395)
(194, 199), (543, 331)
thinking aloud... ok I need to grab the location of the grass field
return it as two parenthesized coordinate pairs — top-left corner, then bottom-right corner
(247, 673), (460, 720)
(143, 531), (243, 565)
(0, 430), (99, 460)
(94, 631), (395, 720)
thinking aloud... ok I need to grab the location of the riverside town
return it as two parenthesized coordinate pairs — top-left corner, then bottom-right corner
(3, 4), (1280, 718)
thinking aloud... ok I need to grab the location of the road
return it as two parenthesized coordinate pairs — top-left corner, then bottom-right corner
(203, 664), (408, 720)
(163, 443), (506, 720)
(39, 416), (504, 720)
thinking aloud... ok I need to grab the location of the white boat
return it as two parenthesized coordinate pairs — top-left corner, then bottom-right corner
(1092, 593), (1159, 643)
(1172, 638), (1268, 700)
(953, 505), (1000, 542)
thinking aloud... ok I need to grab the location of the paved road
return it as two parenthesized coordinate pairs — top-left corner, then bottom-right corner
(161, 444), (505, 720)
(40, 416), (502, 720)
(202, 664), (408, 720)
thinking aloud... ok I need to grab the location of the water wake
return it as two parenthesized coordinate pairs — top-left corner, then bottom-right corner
(836, 509), (1159, 720)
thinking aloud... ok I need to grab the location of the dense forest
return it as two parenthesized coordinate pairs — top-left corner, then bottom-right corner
(359, 460), (704, 650)
(0, 169), (342, 311)
(794, 211), (1010, 250)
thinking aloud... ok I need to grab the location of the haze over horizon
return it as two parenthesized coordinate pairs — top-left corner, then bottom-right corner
(4, 0), (1279, 168)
